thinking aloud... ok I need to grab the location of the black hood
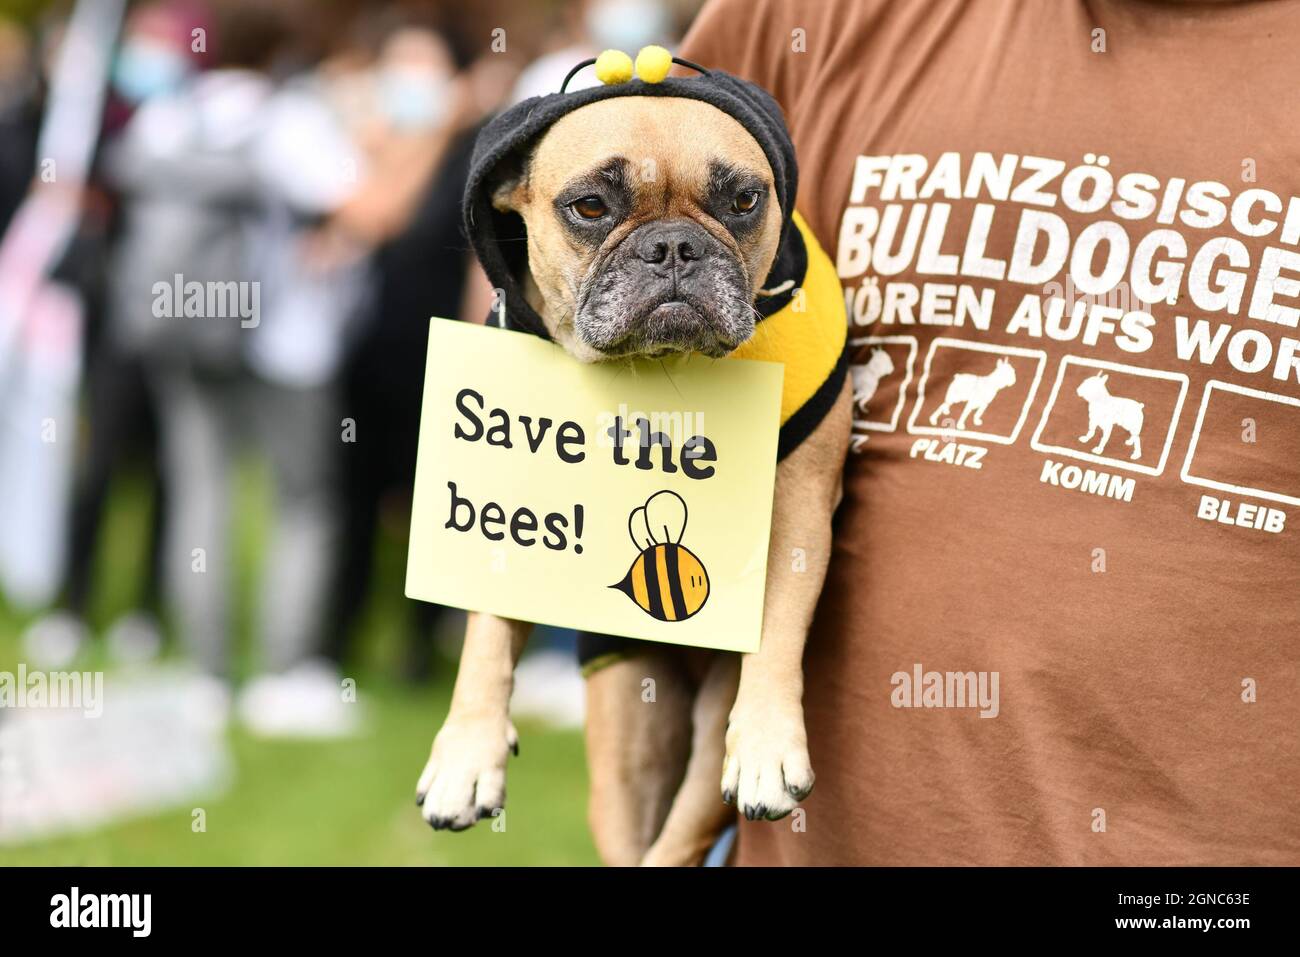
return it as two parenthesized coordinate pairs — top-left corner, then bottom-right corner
(463, 70), (803, 339)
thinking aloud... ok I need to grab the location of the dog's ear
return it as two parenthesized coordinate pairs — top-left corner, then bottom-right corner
(490, 149), (531, 213)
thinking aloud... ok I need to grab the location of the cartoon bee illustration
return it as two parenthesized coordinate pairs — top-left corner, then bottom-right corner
(611, 490), (710, 622)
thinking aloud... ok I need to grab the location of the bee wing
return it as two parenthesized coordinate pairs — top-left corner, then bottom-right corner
(644, 489), (687, 544)
(628, 506), (655, 550)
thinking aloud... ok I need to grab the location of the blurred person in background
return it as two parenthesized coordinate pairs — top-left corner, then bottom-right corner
(101, 0), (364, 736)
(321, 16), (492, 681)
(21, 1), (212, 671)
(229, 8), (396, 735)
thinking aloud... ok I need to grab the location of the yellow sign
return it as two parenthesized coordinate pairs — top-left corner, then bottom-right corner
(405, 319), (784, 653)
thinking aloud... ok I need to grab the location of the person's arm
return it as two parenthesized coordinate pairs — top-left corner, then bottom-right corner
(326, 129), (454, 246)
(327, 78), (481, 247)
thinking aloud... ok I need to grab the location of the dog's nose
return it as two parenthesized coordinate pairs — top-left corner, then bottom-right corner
(634, 222), (705, 269)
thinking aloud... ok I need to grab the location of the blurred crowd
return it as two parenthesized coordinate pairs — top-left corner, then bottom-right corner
(0, 0), (697, 737)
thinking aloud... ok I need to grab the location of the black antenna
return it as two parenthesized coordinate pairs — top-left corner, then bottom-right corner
(672, 56), (710, 77)
(559, 57), (598, 94)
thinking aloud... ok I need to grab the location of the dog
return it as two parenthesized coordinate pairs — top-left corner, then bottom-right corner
(413, 92), (851, 866)
(929, 356), (1016, 430)
(1076, 372), (1144, 459)
(851, 347), (894, 413)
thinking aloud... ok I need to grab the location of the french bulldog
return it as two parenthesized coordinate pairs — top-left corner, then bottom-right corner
(415, 95), (851, 865)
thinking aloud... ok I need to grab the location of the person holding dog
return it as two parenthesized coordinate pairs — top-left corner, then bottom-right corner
(675, 0), (1300, 865)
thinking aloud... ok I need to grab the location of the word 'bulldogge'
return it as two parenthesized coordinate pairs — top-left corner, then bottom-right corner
(416, 51), (850, 865)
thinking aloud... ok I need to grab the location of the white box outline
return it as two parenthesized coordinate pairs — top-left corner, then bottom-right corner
(1180, 379), (1300, 507)
(1029, 356), (1189, 477)
(905, 338), (1047, 446)
(848, 335), (917, 433)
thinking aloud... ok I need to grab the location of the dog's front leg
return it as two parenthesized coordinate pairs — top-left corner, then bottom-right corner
(417, 612), (531, 829)
(723, 380), (852, 821)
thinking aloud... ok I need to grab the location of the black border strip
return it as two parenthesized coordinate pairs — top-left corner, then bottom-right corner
(642, 546), (664, 620)
(776, 341), (849, 461)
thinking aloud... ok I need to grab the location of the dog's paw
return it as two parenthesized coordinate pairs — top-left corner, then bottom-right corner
(415, 716), (518, 831)
(720, 704), (813, 822)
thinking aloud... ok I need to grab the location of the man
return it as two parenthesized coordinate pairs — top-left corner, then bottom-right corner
(680, 0), (1300, 865)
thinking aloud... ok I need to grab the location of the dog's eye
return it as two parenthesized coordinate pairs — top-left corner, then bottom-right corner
(731, 190), (761, 214)
(570, 196), (608, 220)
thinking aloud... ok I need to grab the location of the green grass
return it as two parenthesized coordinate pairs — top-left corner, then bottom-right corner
(0, 463), (600, 867)
(0, 688), (597, 867)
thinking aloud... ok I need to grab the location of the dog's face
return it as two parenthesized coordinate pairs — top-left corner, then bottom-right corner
(492, 97), (783, 361)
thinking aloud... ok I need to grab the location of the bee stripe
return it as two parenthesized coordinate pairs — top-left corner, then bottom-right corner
(663, 543), (687, 621)
(642, 546), (666, 620)
(630, 554), (650, 612)
(653, 544), (677, 621)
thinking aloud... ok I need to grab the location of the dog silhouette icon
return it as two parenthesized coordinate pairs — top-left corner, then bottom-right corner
(1076, 372), (1144, 460)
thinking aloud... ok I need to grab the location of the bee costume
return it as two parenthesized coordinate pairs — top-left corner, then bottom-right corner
(613, 490), (711, 622)
(463, 46), (847, 673)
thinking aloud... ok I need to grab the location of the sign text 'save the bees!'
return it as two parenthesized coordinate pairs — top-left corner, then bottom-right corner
(405, 319), (784, 653)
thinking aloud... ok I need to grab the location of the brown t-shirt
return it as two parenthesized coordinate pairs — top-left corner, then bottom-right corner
(681, 0), (1300, 865)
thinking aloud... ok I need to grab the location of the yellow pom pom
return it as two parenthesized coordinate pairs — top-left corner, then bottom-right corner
(635, 45), (673, 84)
(594, 49), (633, 85)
